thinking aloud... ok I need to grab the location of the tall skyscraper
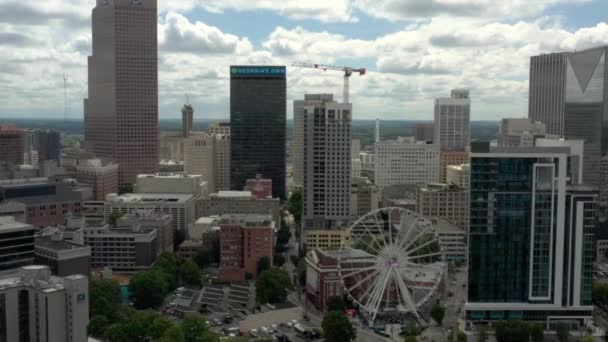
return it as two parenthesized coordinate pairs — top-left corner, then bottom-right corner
(414, 123), (434, 143)
(497, 118), (552, 147)
(84, 0), (159, 190)
(528, 52), (568, 136)
(230, 66), (286, 199)
(466, 142), (596, 324)
(300, 94), (352, 230)
(0, 125), (24, 165)
(563, 46), (608, 198)
(182, 104), (194, 138)
(434, 89), (470, 151)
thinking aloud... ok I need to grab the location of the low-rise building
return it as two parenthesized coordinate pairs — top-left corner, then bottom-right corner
(432, 219), (466, 261)
(304, 230), (351, 251)
(350, 176), (378, 220)
(0, 201), (26, 222)
(116, 211), (174, 253)
(219, 214), (275, 282)
(198, 191), (281, 229)
(439, 150), (469, 183)
(62, 151), (119, 201)
(244, 174), (273, 199)
(417, 183), (469, 229)
(0, 216), (35, 271)
(35, 234), (91, 277)
(0, 265), (88, 342)
(134, 173), (205, 196)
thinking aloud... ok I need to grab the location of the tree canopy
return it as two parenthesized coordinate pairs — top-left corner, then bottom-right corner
(494, 320), (531, 342)
(129, 270), (169, 309)
(431, 304), (445, 325)
(256, 269), (293, 304)
(322, 311), (356, 342)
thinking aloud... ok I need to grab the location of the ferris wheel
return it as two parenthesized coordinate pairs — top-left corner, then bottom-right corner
(337, 208), (446, 324)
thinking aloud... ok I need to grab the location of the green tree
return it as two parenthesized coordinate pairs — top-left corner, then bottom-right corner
(109, 211), (122, 227)
(274, 254), (286, 267)
(477, 326), (488, 342)
(158, 324), (186, 342)
(129, 270), (169, 309)
(457, 331), (466, 342)
(182, 314), (213, 342)
(431, 304), (445, 325)
(556, 322), (569, 342)
(257, 256), (271, 275)
(403, 321), (420, 337)
(530, 323), (544, 342)
(287, 191), (303, 223)
(297, 258), (307, 287)
(322, 311), (356, 342)
(90, 278), (121, 318)
(404, 336), (417, 342)
(155, 252), (180, 286)
(256, 269), (293, 304)
(494, 320), (530, 342)
(193, 248), (211, 269)
(180, 259), (202, 286)
(88, 315), (110, 338)
(326, 296), (345, 312)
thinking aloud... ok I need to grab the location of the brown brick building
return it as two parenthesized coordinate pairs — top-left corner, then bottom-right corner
(0, 125), (24, 165)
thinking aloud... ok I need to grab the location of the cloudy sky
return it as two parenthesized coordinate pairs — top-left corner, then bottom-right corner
(1, 0), (608, 121)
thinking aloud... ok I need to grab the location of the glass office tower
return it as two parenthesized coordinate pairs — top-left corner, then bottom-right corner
(230, 66), (286, 199)
(466, 142), (596, 326)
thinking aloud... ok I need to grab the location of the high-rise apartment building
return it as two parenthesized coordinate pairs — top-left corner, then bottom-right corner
(375, 141), (440, 190)
(0, 125), (24, 165)
(528, 52), (568, 136)
(24, 129), (61, 167)
(84, 0), (159, 190)
(300, 94), (352, 230)
(497, 118), (553, 147)
(434, 90), (470, 151)
(466, 142), (596, 324)
(230, 66), (286, 199)
(0, 265), (89, 342)
(182, 104), (194, 138)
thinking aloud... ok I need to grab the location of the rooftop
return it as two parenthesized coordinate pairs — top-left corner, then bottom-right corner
(215, 191), (253, 198)
(35, 236), (89, 251)
(0, 265), (86, 293)
(0, 217), (33, 232)
(108, 193), (195, 204)
(137, 173), (201, 179)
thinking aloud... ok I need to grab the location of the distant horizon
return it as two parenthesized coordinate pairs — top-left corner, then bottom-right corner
(1, 117), (501, 123)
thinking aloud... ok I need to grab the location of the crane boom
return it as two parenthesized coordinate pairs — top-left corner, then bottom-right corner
(292, 62), (366, 103)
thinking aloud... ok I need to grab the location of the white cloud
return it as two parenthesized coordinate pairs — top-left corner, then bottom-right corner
(159, 12), (253, 55)
(353, 0), (590, 21)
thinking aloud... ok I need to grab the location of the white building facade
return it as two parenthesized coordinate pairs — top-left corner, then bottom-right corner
(375, 141), (440, 190)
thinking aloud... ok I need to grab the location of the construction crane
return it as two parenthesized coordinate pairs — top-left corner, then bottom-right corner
(292, 62), (366, 104)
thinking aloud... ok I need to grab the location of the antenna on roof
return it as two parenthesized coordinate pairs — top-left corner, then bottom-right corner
(185, 93), (189, 105)
(63, 74), (68, 123)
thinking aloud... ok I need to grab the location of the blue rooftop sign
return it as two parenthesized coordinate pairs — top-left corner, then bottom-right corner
(230, 66), (286, 76)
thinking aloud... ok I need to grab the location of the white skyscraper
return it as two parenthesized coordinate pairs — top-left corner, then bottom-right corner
(375, 141), (440, 190)
(434, 89), (470, 151)
(300, 94), (352, 230)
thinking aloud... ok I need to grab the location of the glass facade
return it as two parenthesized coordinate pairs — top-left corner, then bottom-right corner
(230, 65), (286, 199)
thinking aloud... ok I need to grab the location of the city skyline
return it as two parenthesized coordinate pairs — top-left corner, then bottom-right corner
(1, 1), (608, 121)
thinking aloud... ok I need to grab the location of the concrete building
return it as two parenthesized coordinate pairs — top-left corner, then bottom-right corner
(83, 222), (158, 273)
(219, 214), (275, 282)
(244, 174), (272, 199)
(415, 123), (434, 143)
(351, 159), (362, 178)
(528, 52), (568, 136)
(417, 183), (469, 230)
(0, 179), (88, 227)
(351, 139), (361, 159)
(350, 176), (379, 220)
(433, 219), (466, 261)
(434, 89), (470, 151)
(159, 134), (186, 162)
(440, 150), (470, 183)
(231, 66), (286, 199)
(208, 122), (231, 135)
(35, 235), (91, 277)
(0, 201), (26, 222)
(300, 94), (352, 230)
(304, 230), (351, 251)
(134, 173), (205, 196)
(0, 265), (88, 342)
(446, 164), (470, 189)
(0, 217), (35, 271)
(466, 142), (596, 325)
(24, 129), (61, 167)
(159, 160), (184, 173)
(198, 191), (281, 229)
(182, 104), (194, 138)
(104, 193), (197, 233)
(61, 153), (119, 201)
(375, 141), (440, 190)
(359, 152), (375, 177)
(497, 118), (553, 147)
(116, 211), (173, 253)
(84, 0), (159, 189)
(0, 125), (24, 165)
(184, 132), (230, 193)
